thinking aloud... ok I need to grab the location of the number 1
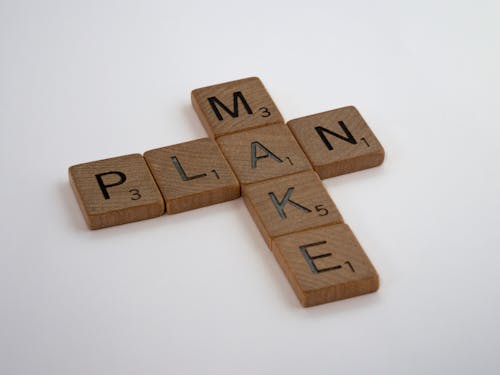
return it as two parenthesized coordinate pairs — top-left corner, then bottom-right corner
(344, 261), (355, 272)
(211, 169), (220, 179)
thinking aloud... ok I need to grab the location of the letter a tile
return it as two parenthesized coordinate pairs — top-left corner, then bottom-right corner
(288, 106), (385, 179)
(242, 171), (343, 248)
(272, 224), (379, 307)
(191, 77), (284, 138)
(144, 138), (240, 214)
(69, 154), (165, 229)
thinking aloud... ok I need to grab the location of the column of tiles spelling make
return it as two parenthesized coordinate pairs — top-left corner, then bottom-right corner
(191, 77), (374, 307)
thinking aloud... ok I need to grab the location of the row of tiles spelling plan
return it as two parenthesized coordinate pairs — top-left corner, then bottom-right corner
(69, 77), (385, 307)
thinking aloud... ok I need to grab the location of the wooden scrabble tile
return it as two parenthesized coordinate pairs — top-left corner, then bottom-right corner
(69, 154), (165, 229)
(272, 224), (379, 307)
(242, 171), (343, 248)
(191, 77), (284, 138)
(217, 125), (312, 185)
(144, 138), (240, 214)
(287, 106), (385, 179)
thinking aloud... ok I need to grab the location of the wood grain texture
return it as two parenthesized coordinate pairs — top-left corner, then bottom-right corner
(144, 138), (240, 214)
(217, 125), (312, 185)
(272, 224), (379, 307)
(242, 171), (343, 248)
(69, 154), (165, 229)
(288, 106), (384, 179)
(191, 77), (284, 138)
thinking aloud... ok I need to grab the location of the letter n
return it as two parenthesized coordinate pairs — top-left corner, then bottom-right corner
(315, 121), (357, 150)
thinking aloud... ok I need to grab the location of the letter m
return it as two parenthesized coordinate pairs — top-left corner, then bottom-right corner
(207, 91), (253, 121)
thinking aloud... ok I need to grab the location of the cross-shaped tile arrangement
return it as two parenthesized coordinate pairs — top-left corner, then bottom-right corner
(69, 77), (385, 307)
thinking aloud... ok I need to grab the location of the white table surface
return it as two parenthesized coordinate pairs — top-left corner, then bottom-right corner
(1, 1), (499, 374)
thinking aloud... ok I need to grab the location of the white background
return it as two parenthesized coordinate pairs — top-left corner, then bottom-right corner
(1, 1), (499, 374)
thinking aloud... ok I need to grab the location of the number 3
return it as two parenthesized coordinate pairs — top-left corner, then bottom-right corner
(129, 189), (142, 200)
(259, 107), (271, 117)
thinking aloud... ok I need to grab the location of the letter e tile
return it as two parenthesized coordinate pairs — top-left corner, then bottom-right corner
(272, 224), (379, 307)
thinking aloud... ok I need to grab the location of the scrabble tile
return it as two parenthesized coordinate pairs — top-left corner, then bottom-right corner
(272, 224), (379, 307)
(242, 171), (343, 248)
(288, 106), (384, 179)
(69, 154), (165, 229)
(191, 77), (284, 138)
(217, 125), (312, 185)
(144, 138), (240, 214)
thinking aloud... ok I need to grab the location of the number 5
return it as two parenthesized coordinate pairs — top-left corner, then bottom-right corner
(315, 204), (328, 216)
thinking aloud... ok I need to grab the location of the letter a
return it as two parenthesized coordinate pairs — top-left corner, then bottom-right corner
(251, 141), (283, 168)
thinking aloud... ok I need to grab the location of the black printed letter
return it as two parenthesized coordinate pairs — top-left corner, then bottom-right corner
(315, 121), (357, 150)
(268, 187), (311, 219)
(208, 91), (253, 121)
(95, 171), (127, 200)
(171, 156), (207, 181)
(251, 141), (283, 168)
(299, 241), (342, 273)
